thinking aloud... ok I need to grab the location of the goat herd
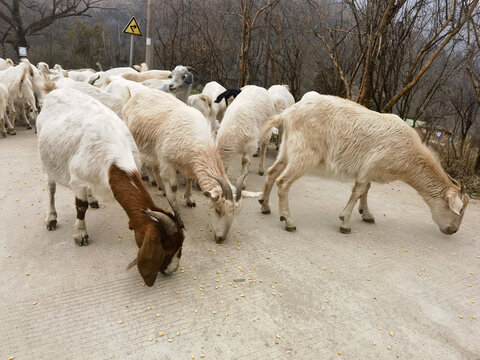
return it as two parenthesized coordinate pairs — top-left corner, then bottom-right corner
(0, 58), (470, 286)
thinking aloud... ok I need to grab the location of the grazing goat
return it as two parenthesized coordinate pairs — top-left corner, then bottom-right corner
(187, 94), (218, 133)
(216, 85), (275, 188)
(37, 88), (184, 286)
(267, 85), (295, 150)
(202, 81), (227, 121)
(259, 95), (469, 235)
(123, 88), (257, 241)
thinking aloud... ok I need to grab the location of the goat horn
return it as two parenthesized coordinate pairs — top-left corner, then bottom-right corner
(447, 174), (460, 187)
(235, 173), (247, 202)
(185, 66), (198, 74)
(209, 175), (233, 201)
(141, 209), (178, 236)
(126, 258), (137, 270)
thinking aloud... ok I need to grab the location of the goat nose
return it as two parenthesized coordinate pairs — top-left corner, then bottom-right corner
(169, 84), (174, 89)
(215, 235), (224, 242)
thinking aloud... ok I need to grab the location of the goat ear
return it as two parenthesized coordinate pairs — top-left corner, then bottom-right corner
(203, 190), (219, 202)
(447, 194), (463, 215)
(137, 241), (162, 287)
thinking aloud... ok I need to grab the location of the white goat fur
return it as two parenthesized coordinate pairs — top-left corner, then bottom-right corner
(267, 85), (295, 149)
(202, 81), (227, 121)
(56, 78), (124, 119)
(216, 85), (275, 186)
(301, 91), (322, 101)
(0, 83), (7, 136)
(188, 94), (218, 133)
(259, 95), (469, 235)
(37, 88), (141, 203)
(122, 70), (171, 82)
(0, 58), (11, 71)
(0, 62), (30, 134)
(123, 88), (249, 241)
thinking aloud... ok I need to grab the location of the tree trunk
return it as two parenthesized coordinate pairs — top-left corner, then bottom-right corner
(474, 147), (480, 174)
(263, 7), (273, 88)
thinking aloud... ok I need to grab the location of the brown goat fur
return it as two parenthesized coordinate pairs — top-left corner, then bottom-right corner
(108, 164), (184, 286)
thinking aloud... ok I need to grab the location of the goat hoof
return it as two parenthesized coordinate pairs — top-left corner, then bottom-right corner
(1, 132), (6, 138)
(74, 235), (89, 246)
(186, 201), (196, 208)
(362, 218), (375, 224)
(46, 220), (57, 230)
(9, 129), (16, 135)
(26, 125), (32, 130)
(339, 227), (351, 234)
(280, 216), (286, 222)
(259, 171), (264, 176)
(358, 209), (364, 214)
(285, 225), (296, 232)
(89, 201), (99, 209)
(262, 209), (271, 214)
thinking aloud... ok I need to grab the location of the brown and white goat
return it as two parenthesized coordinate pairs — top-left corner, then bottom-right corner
(37, 88), (184, 286)
(259, 95), (469, 235)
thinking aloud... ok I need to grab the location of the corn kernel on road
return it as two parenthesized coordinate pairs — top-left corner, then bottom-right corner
(1, 129), (479, 359)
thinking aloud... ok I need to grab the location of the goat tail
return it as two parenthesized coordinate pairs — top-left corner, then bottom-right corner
(261, 114), (284, 138)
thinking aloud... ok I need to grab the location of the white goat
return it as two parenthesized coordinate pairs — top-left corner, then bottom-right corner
(267, 85), (295, 150)
(216, 85), (275, 188)
(167, 65), (196, 103)
(90, 67), (137, 87)
(202, 81), (227, 121)
(301, 91), (322, 101)
(14, 76), (37, 129)
(67, 69), (95, 82)
(188, 94), (218, 133)
(37, 87), (184, 286)
(0, 62), (30, 134)
(0, 58), (12, 71)
(103, 77), (146, 105)
(56, 78), (125, 119)
(123, 88), (258, 241)
(133, 62), (149, 72)
(122, 70), (171, 82)
(259, 95), (469, 235)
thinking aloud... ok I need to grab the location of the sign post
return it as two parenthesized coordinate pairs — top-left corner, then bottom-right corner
(122, 16), (143, 67)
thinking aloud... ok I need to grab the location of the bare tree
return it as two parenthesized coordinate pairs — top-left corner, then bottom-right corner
(0, 0), (107, 57)
(235, 0), (278, 87)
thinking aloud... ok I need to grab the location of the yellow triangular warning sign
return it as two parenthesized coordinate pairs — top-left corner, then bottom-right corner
(123, 16), (143, 36)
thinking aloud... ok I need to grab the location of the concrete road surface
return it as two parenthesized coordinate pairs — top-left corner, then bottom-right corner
(1, 129), (479, 360)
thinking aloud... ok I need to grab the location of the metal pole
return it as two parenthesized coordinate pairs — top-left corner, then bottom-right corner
(129, 35), (134, 67)
(145, 0), (153, 69)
